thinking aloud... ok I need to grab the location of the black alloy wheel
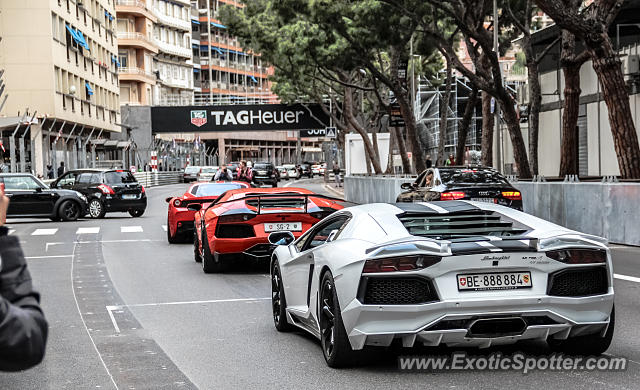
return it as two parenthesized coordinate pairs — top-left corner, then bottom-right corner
(271, 262), (292, 331)
(319, 272), (357, 368)
(59, 200), (81, 221)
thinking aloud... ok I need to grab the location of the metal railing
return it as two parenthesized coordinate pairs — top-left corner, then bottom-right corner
(116, 0), (149, 9)
(118, 67), (156, 79)
(154, 39), (192, 58)
(153, 10), (191, 30)
(117, 31), (156, 48)
(133, 172), (183, 188)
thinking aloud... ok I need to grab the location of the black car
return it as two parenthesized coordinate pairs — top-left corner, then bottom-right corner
(0, 173), (88, 221)
(300, 163), (314, 178)
(51, 169), (147, 218)
(396, 166), (523, 210)
(251, 162), (278, 187)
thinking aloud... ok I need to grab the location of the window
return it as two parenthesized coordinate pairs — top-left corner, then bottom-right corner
(296, 216), (350, 252)
(3, 176), (43, 191)
(76, 173), (94, 184)
(52, 13), (59, 39)
(105, 171), (137, 184)
(118, 51), (128, 67)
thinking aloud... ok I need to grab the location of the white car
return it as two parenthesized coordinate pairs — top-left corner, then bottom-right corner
(269, 201), (615, 367)
(311, 164), (321, 174)
(283, 164), (298, 179)
(276, 166), (289, 180)
(196, 166), (218, 181)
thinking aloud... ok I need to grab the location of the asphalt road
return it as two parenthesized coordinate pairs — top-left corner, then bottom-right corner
(1, 178), (639, 389)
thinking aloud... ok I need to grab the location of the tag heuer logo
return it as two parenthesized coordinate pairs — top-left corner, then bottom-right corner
(190, 110), (207, 127)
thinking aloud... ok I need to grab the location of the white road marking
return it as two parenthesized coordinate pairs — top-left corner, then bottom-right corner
(25, 255), (74, 259)
(32, 228), (58, 236)
(162, 225), (167, 232)
(614, 273), (640, 283)
(121, 226), (143, 233)
(77, 227), (100, 234)
(105, 306), (121, 333)
(8, 229), (15, 235)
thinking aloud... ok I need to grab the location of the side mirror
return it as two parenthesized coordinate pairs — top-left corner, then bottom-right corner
(268, 231), (295, 246)
(400, 182), (414, 190)
(187, 203), (202, 211)
(165, 197), (173, 203)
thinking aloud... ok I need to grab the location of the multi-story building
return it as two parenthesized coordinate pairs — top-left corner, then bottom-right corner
(0, 0), (121, 176)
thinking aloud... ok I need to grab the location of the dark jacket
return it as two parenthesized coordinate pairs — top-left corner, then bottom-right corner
(0, 227), (48, 371)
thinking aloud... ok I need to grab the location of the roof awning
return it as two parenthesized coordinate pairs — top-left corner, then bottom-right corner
(191, 19), (200, 25)
(213, 47), (224, 55)
(116, 141), (131, 148)
(104, 140), (119, 147)
(85, 82), (94, 95)
(90, 139), (107, 145)
(192, 43), (199, 48)
(250, 75), (258, 83)
(193, 68), (200, 73)
(65, 25), (90, 51)
(210, 22), (227, 29)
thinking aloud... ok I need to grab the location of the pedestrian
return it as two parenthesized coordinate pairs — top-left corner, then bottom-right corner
(464, 146), (471, 166)
(237, 160), (253, 184)
(332, 161), (341, 188)
(445, 154), (456, 166)
(214, 164), (233, 181)
(46, 165), (54, 179)
(0, 184), (49, 371)
(425, 155), (433, 169)
(57, 161), (65, 177)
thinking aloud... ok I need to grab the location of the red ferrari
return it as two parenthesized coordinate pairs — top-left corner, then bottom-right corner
(165, 181), (250, 243)
(192, 187), (344, 273)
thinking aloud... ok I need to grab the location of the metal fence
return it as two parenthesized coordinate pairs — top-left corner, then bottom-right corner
(133, 172), (183, 188)
(344, 175), (640, 246)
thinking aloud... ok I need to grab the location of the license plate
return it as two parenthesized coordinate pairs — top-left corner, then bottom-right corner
(457, 271), (532, 291)
(471, 197), (495, 203)
(122, 194), (137, 200)
(264, 222), (302, 232)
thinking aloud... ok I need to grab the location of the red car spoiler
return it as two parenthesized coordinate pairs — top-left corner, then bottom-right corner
(210, 193), (351, 214)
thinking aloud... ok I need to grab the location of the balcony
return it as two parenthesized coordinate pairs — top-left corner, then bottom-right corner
(117, 32), (158, 53)
(115, 0), (157, 22)
(155, 39), (192, 58)
(118, 67), (157, 84)
(154, 10), (191, 31)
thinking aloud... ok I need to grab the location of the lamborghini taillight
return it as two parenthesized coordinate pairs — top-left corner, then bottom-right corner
(546, 249), (606, 264)
(173, 199), (182, 207)
(218, 213), (256, 223)
(362, 255), (441, 273)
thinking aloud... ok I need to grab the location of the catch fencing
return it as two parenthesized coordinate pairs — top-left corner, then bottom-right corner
(344, 175), (640, 246)
(133, 172), (183, 188)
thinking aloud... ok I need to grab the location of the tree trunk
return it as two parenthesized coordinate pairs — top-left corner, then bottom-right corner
(559, 30), (582, 177)
(397, 94), (426, 173)
(497, 92), (533, 179)
(394, 127), (411, 173)
(588, 38), (640, 178)
(526, 58), (542, 175)
(481, 91), (494, 167)
(437, 56), (454, 166)
(456, 86), (478, 165)
(386, 127), (397, 174)
(343, 87), (383, 174)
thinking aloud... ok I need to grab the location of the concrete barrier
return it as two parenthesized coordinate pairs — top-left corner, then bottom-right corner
(133, 172), (183, 188)
(344, 175), (640, 246)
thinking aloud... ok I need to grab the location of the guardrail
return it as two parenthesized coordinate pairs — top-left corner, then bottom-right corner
(133, 172), (183, 188)
(344, 175), (640, 246)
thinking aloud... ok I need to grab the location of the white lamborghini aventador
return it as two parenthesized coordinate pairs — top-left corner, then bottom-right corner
(268, 201), (615, 368)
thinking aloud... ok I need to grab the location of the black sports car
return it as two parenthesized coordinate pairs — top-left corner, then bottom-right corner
(396, 166), (523, 210)
(50, 169), (147, 218)
(0, 173), (88, 221)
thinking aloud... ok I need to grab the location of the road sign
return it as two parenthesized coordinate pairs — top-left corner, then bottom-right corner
(325, 127), (336, 138)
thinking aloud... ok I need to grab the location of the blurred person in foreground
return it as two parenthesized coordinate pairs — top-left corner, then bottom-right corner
(0, 184), (48, 371)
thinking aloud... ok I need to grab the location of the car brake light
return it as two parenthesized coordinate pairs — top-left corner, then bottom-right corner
(545, 249), (606, 264)
(218, 213), (256, 223)
(173, 199), (182, 207)
(141, 185), (145, 194)
(362, 255), (441, 273)
(440, 191), (465, 200)
(98, 184), (115, 195)
(502, 191), (522, 200)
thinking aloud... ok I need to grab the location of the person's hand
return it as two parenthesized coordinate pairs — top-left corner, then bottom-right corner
(0, 183), (8, 226)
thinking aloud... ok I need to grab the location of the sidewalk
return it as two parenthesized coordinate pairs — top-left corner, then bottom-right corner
(323, 182), (344, 198)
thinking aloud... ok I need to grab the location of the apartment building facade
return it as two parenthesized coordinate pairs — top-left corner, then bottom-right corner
(0, 0), (122, 176)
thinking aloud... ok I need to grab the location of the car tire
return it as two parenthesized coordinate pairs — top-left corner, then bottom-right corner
(58, 200), (81, 222)
(271, 261), (293, 332)
(319, 271), (358, 368)
(548, 305), (615, 355)
(129, 209), (145, 218)
(88, 199), (106, 219)
(193, 228), (202, 262)
(201, 227), (226, 273)
(272, 181), (278, 188)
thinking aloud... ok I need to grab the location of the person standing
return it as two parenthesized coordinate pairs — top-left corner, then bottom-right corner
(0, 185), (49, 371)
(57, 161), (65, 177)
(332, 161), (341, 188)
(46, 165), (54, 179)
(237, 160), (253, 184)
(214, 164), (233, 181)
(464, 146), (471, 166)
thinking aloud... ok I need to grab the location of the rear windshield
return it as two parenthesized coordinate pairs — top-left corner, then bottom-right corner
(201, 167), (216, 173)
(185, 166), (200, 174)
(105, 171), (137, 184)
(398, 211), (528, 239)
(438, 169), (510, 185)
(192, 183), (244, 197)
(253, 163), (272, 169)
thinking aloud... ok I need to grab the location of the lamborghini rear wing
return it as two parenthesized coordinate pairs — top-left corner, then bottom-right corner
(212, 193), (349, 215)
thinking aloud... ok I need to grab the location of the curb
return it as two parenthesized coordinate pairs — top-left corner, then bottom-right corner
(323, 183), (344, 199)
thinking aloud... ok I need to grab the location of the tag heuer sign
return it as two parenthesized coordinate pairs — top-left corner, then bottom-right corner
(191, 110), (207, 127)
(152, 104), (329, 133)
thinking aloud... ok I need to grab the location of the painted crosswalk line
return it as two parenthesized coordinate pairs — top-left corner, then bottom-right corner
(121, 226), (144, 233)
(77, 227), (100, 234)
(32, 228), (59, 236)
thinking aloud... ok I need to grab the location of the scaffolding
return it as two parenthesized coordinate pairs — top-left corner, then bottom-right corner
(414, 76), (482, 161)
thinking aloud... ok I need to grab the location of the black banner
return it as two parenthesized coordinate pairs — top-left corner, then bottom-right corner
(150, 104), (329, 133)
